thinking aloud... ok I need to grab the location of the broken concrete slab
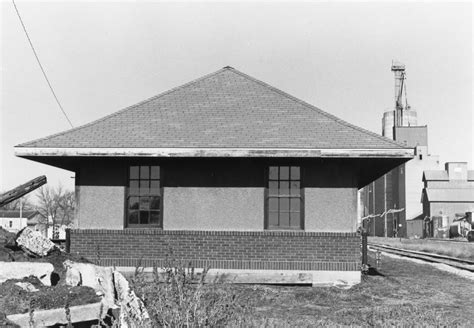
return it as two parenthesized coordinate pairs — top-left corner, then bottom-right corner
(63, 260), (115, 307)
(6, 301), (106, 327)
(16, 227), (56, 257)
(0, 262), (54, 286)
(65, 265), (82, 286)
(14, 281), (39, 292)
(113, 270), (151, 328)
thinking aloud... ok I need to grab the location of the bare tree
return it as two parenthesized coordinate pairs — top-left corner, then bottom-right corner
(36, 185), (75, 230)
(58, 190), (75, 226)
(0, 194), (33, 211)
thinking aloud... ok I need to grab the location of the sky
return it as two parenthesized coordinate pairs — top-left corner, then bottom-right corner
(1, 1), (472, 194)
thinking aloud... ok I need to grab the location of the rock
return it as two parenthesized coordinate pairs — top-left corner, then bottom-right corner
(65, 266), (82, 286)
(0, 227), (17, 248)
(63, 260), (115, 307)
(14, 281), (39, 292)
(15, 227), (56, 257)
(113, 270), (151, 328)
(7, 301), (106, 327)
(0, 262), (54, 286)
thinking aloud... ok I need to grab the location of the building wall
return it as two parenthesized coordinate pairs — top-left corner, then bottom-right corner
(74, 158), (360, 232)
(405, 147), (439, 220)
(75, 185), (125, 229)
(70, 229), (360, 271)
(361, 147), (439, 237)
(163, 188), (264, 231)
(305, 187), (357, 232)
(429, 202), (474, 225)
(0, 217), (27, 232)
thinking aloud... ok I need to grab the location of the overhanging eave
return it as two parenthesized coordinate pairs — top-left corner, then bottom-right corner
(15, 147), (414, 158)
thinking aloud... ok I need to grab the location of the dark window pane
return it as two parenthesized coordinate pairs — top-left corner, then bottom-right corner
(279, 181), (289, 195)
(129, 197), (139, 209)
(269, 212), (279, 226)
(290, 181), (300, 195)
(140, 166), (149, 179)
(150, 180), (160, 195)
(150, 166), (160, 179)
(290, 198), (300, 212)
(140, 181), (149, 195)
(280, 166), (289, 180)
(290, 166), (300, 180)
(150, 196), (160, 210)
(269, 198), (278, 211)
(130, 166), (139, 179)
(290, 212), (300, 227)
(140, 197), (150, 210)
(268, 181), (278, 196)
(139, 211), (149, 224)
(280, 212), (290, 227)
(129, 180), (139, 195)
(128, 211), (139, 224)
(150, 211), (160, 224)
(279, 198), (289, 211)
(269, 167), (278, 180)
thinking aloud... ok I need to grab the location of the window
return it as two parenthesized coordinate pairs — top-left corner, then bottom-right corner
(127, 166), (161, 227)
(266, 166), (303, 229)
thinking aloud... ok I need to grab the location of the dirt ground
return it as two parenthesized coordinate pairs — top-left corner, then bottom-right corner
(226, 251), (474, 327)
(0, 276), (100, 316)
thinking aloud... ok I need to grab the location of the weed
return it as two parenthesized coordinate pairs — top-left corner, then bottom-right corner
(130, 258), (253, 327)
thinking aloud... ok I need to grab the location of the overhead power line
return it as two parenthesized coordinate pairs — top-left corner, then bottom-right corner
(12, 0), (74, 128)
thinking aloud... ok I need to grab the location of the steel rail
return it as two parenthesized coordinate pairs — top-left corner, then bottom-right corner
(368, 243), (474, 273)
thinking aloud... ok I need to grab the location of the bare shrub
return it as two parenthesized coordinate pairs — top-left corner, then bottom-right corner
(130, 258), (252, 327)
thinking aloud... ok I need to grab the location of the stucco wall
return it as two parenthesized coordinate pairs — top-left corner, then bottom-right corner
(305, 187), (357, 232)
(76, 185), (125, 229)
(163, 187), (264, 230)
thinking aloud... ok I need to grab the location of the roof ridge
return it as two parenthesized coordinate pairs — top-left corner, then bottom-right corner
(17, 67), (232, 147)
(228, 68), (408, 149)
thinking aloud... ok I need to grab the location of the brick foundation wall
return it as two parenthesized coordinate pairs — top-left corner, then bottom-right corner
(70, 230), (361, 271)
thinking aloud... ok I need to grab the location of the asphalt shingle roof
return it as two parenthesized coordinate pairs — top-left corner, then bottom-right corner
(18, 67), (406, 150)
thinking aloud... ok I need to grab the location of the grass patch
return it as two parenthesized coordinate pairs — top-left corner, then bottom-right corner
(370, 236), (474, 260)
(130, 254), (474, 327)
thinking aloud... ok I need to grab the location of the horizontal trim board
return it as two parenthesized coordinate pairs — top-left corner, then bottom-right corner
(15, 147), (414, 158)
(71, 229), (359, 237)
(89, 258), (361, 271)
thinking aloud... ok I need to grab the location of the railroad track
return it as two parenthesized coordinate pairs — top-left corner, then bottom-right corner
(368, 243), (474, 273)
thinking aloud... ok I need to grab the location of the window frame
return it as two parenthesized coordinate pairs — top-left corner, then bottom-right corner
(125, 165), (163, 228)
(264, 165), (305, 230)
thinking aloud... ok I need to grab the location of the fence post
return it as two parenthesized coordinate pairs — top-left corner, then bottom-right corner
(361, 229), (368, 271)
(65, 228), (71, 254)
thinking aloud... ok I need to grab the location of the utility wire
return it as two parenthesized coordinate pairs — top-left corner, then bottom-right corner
(12, 0), (74, 128)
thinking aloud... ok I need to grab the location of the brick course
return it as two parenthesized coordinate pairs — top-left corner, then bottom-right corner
(70, 229), (360, 271)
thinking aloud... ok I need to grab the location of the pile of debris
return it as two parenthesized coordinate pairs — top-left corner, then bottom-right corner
(0, 227), (151, 327)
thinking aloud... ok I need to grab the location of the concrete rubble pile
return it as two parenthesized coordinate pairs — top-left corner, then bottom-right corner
(1, 226), (152, 327)
(63, 261), (151, 327)
(15, 227), (57, 257)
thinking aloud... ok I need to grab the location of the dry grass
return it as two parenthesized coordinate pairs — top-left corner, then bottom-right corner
(369, 236), (474, 260)
(227, 253), (474, 327)
(130, 254), (474, 327)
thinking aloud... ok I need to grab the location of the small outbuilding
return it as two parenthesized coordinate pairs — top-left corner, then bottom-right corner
(15, 67), (413, 285)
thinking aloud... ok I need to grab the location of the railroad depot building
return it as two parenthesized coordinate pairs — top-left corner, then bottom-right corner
(15, 67), (413, 285)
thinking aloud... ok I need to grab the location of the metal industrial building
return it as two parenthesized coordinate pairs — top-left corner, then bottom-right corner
(360, 62), (440, 237)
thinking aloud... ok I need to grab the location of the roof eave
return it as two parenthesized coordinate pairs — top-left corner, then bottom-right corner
(15, 147), (415, 158)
